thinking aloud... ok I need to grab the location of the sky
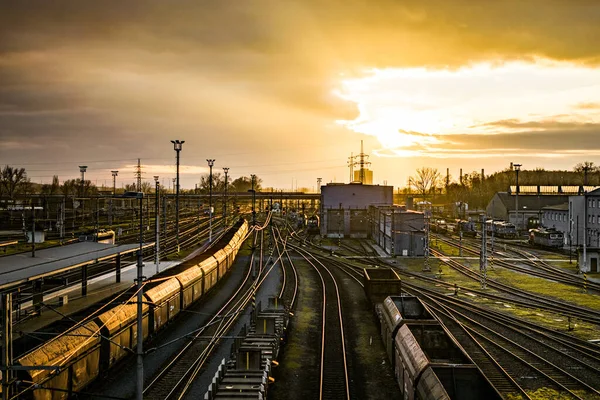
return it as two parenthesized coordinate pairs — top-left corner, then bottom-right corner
(1, 1), (600, 191)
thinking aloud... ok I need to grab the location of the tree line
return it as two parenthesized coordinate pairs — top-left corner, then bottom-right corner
(406, 161), (600, 210)
(0, 165), (263, 199)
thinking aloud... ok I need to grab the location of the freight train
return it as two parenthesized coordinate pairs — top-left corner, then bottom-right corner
(377, 295), (501, 399)
(14, 219), (249, 400)
(528, 228), (564, 248)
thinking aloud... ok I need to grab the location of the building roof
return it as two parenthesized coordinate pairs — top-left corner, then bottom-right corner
(542, 202), (569, 211)
(493, 192), (569, 212)
(509, 185), (600, 195)
(0, 241), (154, 290)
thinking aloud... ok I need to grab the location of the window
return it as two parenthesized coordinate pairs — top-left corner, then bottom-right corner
(593, 215), (596, 224)
(594, 199), (597, 208)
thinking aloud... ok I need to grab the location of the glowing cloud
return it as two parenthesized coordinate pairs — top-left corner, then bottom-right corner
(335, 59), (600, 158)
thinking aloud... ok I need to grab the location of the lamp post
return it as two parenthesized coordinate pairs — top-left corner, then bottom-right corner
(207, 159), (215, 242)
(171, 140), (184, 252)
(109, 170), (119, 226)
(122, 191), (144, 400)
(79, 166), (87, 226)
(111, 170), (119, 195)
(513, 163), (522, 232)
(223, 167), (229, 227)
(154, 176), (160, 273)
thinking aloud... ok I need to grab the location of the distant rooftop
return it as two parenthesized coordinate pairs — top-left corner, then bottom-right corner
(509, 186), (600, 195)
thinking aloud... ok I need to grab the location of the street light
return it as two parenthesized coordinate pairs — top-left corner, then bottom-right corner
(121, 191), (144, 400)
(154, 176), (160, 273)
(513, 163), (522, 232)
(171, 140), (184, 252)
(111, 170), (119, 195)
(223, 167), (229, 227)
(207, 159), (215, 242)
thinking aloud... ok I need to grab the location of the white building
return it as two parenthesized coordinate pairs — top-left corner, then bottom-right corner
(569, 188), (600, 273)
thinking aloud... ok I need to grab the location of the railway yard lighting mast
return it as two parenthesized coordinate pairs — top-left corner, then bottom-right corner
(111, 170), (119, 195)
(171, 140), (184, 252)
(513, 163), (522, 232)
(223, 167), (229, 227)
(207, 159), (215, 242)
(154, 176), (160, 273)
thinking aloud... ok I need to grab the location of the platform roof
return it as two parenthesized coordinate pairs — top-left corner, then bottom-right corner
(0, 241), (154, 290)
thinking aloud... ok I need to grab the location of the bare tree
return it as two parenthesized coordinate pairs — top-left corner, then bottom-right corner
(1, 165), (30, 199)
(411, 167), (441, 197)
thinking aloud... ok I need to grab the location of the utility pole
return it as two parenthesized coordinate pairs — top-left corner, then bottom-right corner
(171, 140), (184, 252)
(110, 170), (119, 226)
(135, 193), (144, 400)
(154, 176), (160, 273)
(207, 159), (215, 242)
(513, 163), (522, 232)
(358, 140), (371, 184)
(79, 165), (87, 226)
(317, 177), (322, 193)
(2, 293), (13, 400)
(112, 170), (119, 195)
(347, 152), (354, 182)
(251, 174), (257, 226)
(135, 159), (143, 192)
(223, 167), (229, 227)
(423, 209), (431, 271)
(480, 214), (487, 289)
(31, 201), (35, 258)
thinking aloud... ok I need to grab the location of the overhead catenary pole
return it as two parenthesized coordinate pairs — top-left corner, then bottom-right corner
(136, 192), (144, 400)
(251, 174), (257, 226)
(513, 163), (522, 232)
(171, 140), (184, 252)
(223, 167), (229, 227)
(207, 159), (215, 242)
(480, 214), (487, 289)
(2, 293), (13, 400)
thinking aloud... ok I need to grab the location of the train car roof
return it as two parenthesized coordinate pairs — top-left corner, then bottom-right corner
(213, 249), (228, 263)
(199, 256), (218, 273)
(144, 277), (181, 304)
(174, 265), (203, 288)
(97, 302), (149, 335)
(17, 321), (101, 382)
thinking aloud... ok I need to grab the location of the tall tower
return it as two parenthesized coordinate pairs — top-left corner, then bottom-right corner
(135, 158), (143, 191)
(347, 153), (354, 183)
(357, 140), (371, 184)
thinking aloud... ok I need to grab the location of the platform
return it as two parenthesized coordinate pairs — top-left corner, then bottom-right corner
(0, 241), (154, 290)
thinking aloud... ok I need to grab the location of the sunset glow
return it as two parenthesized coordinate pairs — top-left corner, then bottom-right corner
(336, 60), (600, 159)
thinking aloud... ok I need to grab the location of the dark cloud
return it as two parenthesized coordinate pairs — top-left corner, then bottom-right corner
(1, 1), (600, 186)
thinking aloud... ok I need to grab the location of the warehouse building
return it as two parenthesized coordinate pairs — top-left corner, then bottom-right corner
(320, 183), (393, 238)
(370, 205), (425, 256)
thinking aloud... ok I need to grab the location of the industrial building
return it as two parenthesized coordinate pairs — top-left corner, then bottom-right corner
(320, 183), (393, 238)
(369, 205), (425, 256)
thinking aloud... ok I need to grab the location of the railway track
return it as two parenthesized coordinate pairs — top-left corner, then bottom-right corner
(143, 227), (263, 400)
(409, 285), (600, 399)
(438, 235), (600, 292)
(289, 234), (600, 399)
(289, 244), (350, 400)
